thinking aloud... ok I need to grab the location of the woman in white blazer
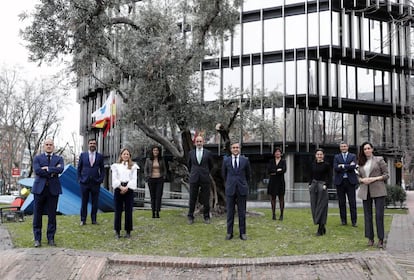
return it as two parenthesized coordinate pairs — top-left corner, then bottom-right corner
(111, 148), (139, 239)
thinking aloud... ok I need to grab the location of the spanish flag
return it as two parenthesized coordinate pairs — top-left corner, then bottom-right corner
(91, 91), (116, 137)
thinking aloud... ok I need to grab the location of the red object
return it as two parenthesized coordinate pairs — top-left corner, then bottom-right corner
(11, 168), (20, 177)
(10, 197), (25, 211)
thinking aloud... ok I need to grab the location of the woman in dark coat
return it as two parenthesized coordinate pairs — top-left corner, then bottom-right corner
(267, 147), (286, 220)
(308, 148), (332, 236)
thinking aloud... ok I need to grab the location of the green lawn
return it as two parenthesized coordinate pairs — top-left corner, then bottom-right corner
(3, 207), (404, 258)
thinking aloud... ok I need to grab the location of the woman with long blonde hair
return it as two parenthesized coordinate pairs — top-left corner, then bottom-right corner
(111, 148), (139, 239)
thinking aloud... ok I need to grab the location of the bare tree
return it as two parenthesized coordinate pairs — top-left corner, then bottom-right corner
(0, 66), (68, 187)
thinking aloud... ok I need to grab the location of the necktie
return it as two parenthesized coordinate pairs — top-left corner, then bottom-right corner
(47, 154), (51, 165)
(233, 156), (238, 169)
(196, 150), (202, 164)
(90, 153), (95, 166)
(343, 153), (347, 161)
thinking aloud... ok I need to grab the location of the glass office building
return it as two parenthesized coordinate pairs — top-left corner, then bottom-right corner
(78, 0), (414, 201)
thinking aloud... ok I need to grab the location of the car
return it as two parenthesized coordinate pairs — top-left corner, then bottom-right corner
(406, 183), (414, 191)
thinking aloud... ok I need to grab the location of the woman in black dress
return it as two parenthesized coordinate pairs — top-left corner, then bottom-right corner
(267, 147), (286, 220)
(308, 148), (332, 236)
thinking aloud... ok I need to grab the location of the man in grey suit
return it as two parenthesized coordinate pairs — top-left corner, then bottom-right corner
(187, 135), (214, 224)
(222, 142), (251, 241)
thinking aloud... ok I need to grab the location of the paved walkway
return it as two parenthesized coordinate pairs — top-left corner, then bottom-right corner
(1, 192), (414, 279)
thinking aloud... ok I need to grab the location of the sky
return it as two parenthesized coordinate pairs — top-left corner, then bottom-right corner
(0, 1), (81, 149)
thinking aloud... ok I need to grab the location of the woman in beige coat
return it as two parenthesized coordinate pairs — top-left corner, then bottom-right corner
(357, 142), (389, 248)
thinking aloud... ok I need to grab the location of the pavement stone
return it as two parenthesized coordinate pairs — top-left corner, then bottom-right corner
(1, 192), (414, 279)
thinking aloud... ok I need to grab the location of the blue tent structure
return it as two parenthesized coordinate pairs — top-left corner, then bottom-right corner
(21, 165), (114, 215)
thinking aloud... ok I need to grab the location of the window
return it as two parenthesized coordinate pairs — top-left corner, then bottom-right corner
(309, 60), (317, 95)
(320, 11), (331, 46)
(357, 68), (374, 101)
(343, 113), (355, 146)
(374, 70), (383, 102)
(264, 18), (284, 52)
(332, 12), (340, 46)
(264, 63), (283, 96)
(325, 112), (342, 143)
(203, 69), (221, 101)
(339, 64), (347, 98)
(297, 60), (307, 94)
(243, 0), (284, 11)
(286, 15), (306, 49)
(370, 20), (381, 53)
(285, 61), (296, 95)
(308, 12), (318, 47)
(243, 21), (262, 54)
(347, 66), (356, 99)
(223, 68), (241, 99)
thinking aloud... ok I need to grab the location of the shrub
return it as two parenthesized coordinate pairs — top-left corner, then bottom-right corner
(385, 184), (406, 208)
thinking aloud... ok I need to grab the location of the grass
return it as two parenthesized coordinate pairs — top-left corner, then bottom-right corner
(3, 207), (405, 258)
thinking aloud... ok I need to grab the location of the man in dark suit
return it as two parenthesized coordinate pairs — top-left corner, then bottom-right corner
(333, 141), (358, 227)
(222, 142), (251, 241)
(77, 138), (105, 225)
(32, 138), (64, 247)
(187, 135), (214, 224)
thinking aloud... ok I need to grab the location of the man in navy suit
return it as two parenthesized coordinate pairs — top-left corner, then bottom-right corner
(32, 138), (64, 247)
(77, 138), (105, 225)
(222, 142), (251, 241)
(333, 141), (358, 226)
(187, 135), (214, 224)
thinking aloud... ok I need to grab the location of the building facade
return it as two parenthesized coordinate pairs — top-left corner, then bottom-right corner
(78, 0), (414, 201)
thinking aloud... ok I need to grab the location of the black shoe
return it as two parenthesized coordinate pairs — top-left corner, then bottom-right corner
(272, 213), (276, 220)
(187, 217), (194, 225)
(80, 221), (86, 226)
(34, 240), (41, 248)
(352, 223), (357, 227)
(341, 221), (347, 225)
(48, 240), (56, 246)
(322, 225), (326, 235)
(115, 232), (121, 239)
(204, 218), (210, 224)
(225, 234), (233, 240)
(92, 221), (98, 225)
(125, 232), (131, 238)
(316, 225), (322, 236)
(240, 234), (247, 241)
(156, 211), (160, 218)
(279, 214), (284, 221)
(377, 239), (384, 249)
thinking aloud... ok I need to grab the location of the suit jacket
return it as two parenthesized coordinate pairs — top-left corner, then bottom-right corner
(188, 148), (213, 184)
(77, 152), (105, 186)
(357, 156), (389, 200)
(32, 153), (64, 196)
(333, 152), (358, 185)
(222, 155), (251, 196)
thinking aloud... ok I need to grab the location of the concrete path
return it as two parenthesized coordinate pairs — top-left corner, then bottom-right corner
(1, 192), (414, 279)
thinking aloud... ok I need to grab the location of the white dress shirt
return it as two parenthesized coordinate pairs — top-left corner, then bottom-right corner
(111, 162), (139, 190)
